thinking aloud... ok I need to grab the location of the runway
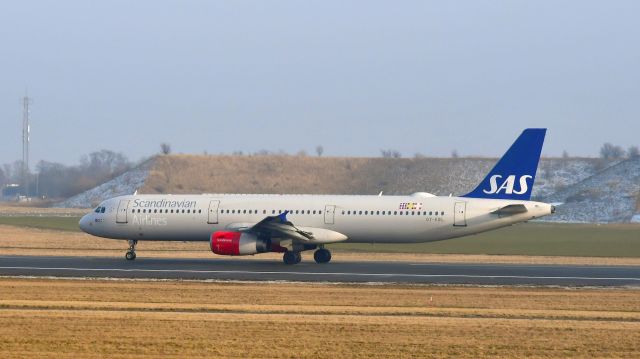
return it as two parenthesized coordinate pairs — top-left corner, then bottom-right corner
(0, 255), (639, 286)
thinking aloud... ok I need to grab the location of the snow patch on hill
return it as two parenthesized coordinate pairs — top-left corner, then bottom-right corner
(542, 159), (640, 223)
(56, 166), (150, 208)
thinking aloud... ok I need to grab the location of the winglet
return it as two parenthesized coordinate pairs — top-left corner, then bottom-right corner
(277, 211), (289, 223)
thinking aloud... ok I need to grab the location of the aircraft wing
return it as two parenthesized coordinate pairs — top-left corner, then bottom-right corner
(226, 211), (347, 244)
(491, 204), (528, 216)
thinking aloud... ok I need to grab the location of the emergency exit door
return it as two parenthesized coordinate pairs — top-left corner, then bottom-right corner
(324, 205), (335, 224)
(207, 200), (220, 224)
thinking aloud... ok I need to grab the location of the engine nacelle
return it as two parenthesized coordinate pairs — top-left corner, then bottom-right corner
(210, 231), (270, 256)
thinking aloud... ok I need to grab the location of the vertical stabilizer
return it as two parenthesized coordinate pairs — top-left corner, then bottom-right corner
(462, 128), (546, 200)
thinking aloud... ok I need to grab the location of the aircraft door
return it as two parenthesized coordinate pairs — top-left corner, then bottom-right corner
(116, 200), (130, 224)
(454, 201), (467, 227)
(208, 200), (220, 224)
(324, 205), (335, 225)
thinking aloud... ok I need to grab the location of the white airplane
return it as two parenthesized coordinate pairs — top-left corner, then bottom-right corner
(80, 128), (555, 264)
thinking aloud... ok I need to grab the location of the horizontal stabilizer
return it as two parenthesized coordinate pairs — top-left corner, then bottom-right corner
(491, 204), (528, 216)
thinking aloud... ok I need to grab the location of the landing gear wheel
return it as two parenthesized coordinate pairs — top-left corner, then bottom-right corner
(314, 248), (332, 264)
(125, 240), (138, 261)
(283, 251), (301, 265)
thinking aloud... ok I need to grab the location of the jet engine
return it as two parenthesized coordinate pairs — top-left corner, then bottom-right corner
(210, 231), (270, 255)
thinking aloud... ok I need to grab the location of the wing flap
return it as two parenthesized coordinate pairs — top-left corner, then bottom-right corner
(229, 211), (347, 244)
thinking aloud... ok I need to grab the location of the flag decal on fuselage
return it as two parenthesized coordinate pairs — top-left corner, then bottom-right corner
(399, 202), (422, 210)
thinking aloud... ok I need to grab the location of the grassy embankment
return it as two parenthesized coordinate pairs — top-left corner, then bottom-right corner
(1, 278), (639, 358)
(0, 215), (638, 257)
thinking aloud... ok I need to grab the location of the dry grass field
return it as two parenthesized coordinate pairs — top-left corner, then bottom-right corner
(0, 278), (639, 358)
(2, 224), (640, 265)
(0, 205), (86, 216)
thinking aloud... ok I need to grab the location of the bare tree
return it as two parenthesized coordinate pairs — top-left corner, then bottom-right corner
(628, 146), (640, 159)
(562, 150), (569, 159)
(3, 161), (23, 183)
(381, 149), (402, 158)
(451, 150), (459, 158)
(160, 143), (171, 155)
(315, 145), (324, 157)
(600, 143), (625, 159)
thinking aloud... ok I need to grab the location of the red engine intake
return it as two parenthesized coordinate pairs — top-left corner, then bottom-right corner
(210, 231), (271, 256)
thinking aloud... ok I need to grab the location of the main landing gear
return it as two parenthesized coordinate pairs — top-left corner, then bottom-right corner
(283, 251), (302, 265)
(313, 248), (331, 264)
(282, 248), (332, 265)
(125, 240), (137, 260)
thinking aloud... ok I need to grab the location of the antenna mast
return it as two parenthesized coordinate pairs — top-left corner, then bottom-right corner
(22, 95), (32, 196)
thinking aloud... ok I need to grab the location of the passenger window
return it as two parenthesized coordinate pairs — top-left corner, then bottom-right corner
(441, 211), (445, 215)
(359, 211), (362, 215)
(313, 210), (316, 214)
(394, 211), (397, 215)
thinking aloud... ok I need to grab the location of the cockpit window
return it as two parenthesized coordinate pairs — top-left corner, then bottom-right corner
(94, 206), (106, 213)
(100, 207), (106, 213)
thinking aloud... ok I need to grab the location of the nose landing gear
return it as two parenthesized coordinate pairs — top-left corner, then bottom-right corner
(125, 240), (137, 260)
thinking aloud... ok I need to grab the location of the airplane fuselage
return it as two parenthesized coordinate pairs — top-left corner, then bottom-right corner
(80, 193), (553, 244)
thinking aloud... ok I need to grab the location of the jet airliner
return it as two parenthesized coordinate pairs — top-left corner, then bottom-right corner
(79, 129), (555, 264)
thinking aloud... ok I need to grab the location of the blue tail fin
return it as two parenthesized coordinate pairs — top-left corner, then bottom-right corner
(462, 128), (546, 200)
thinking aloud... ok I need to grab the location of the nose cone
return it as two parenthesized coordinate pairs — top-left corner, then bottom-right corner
(79, 214), (92, 233)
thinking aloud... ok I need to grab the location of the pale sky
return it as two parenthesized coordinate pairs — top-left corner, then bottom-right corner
(1, 1), (639, 166)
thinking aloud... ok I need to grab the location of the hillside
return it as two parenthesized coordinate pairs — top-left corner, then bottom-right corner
(141, 155), (603, 197)
(57, 154), (640, 223)
(541, 158), (640, 223)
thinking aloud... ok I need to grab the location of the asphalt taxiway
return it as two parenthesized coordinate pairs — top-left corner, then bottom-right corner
(1, 255), (639, 286)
